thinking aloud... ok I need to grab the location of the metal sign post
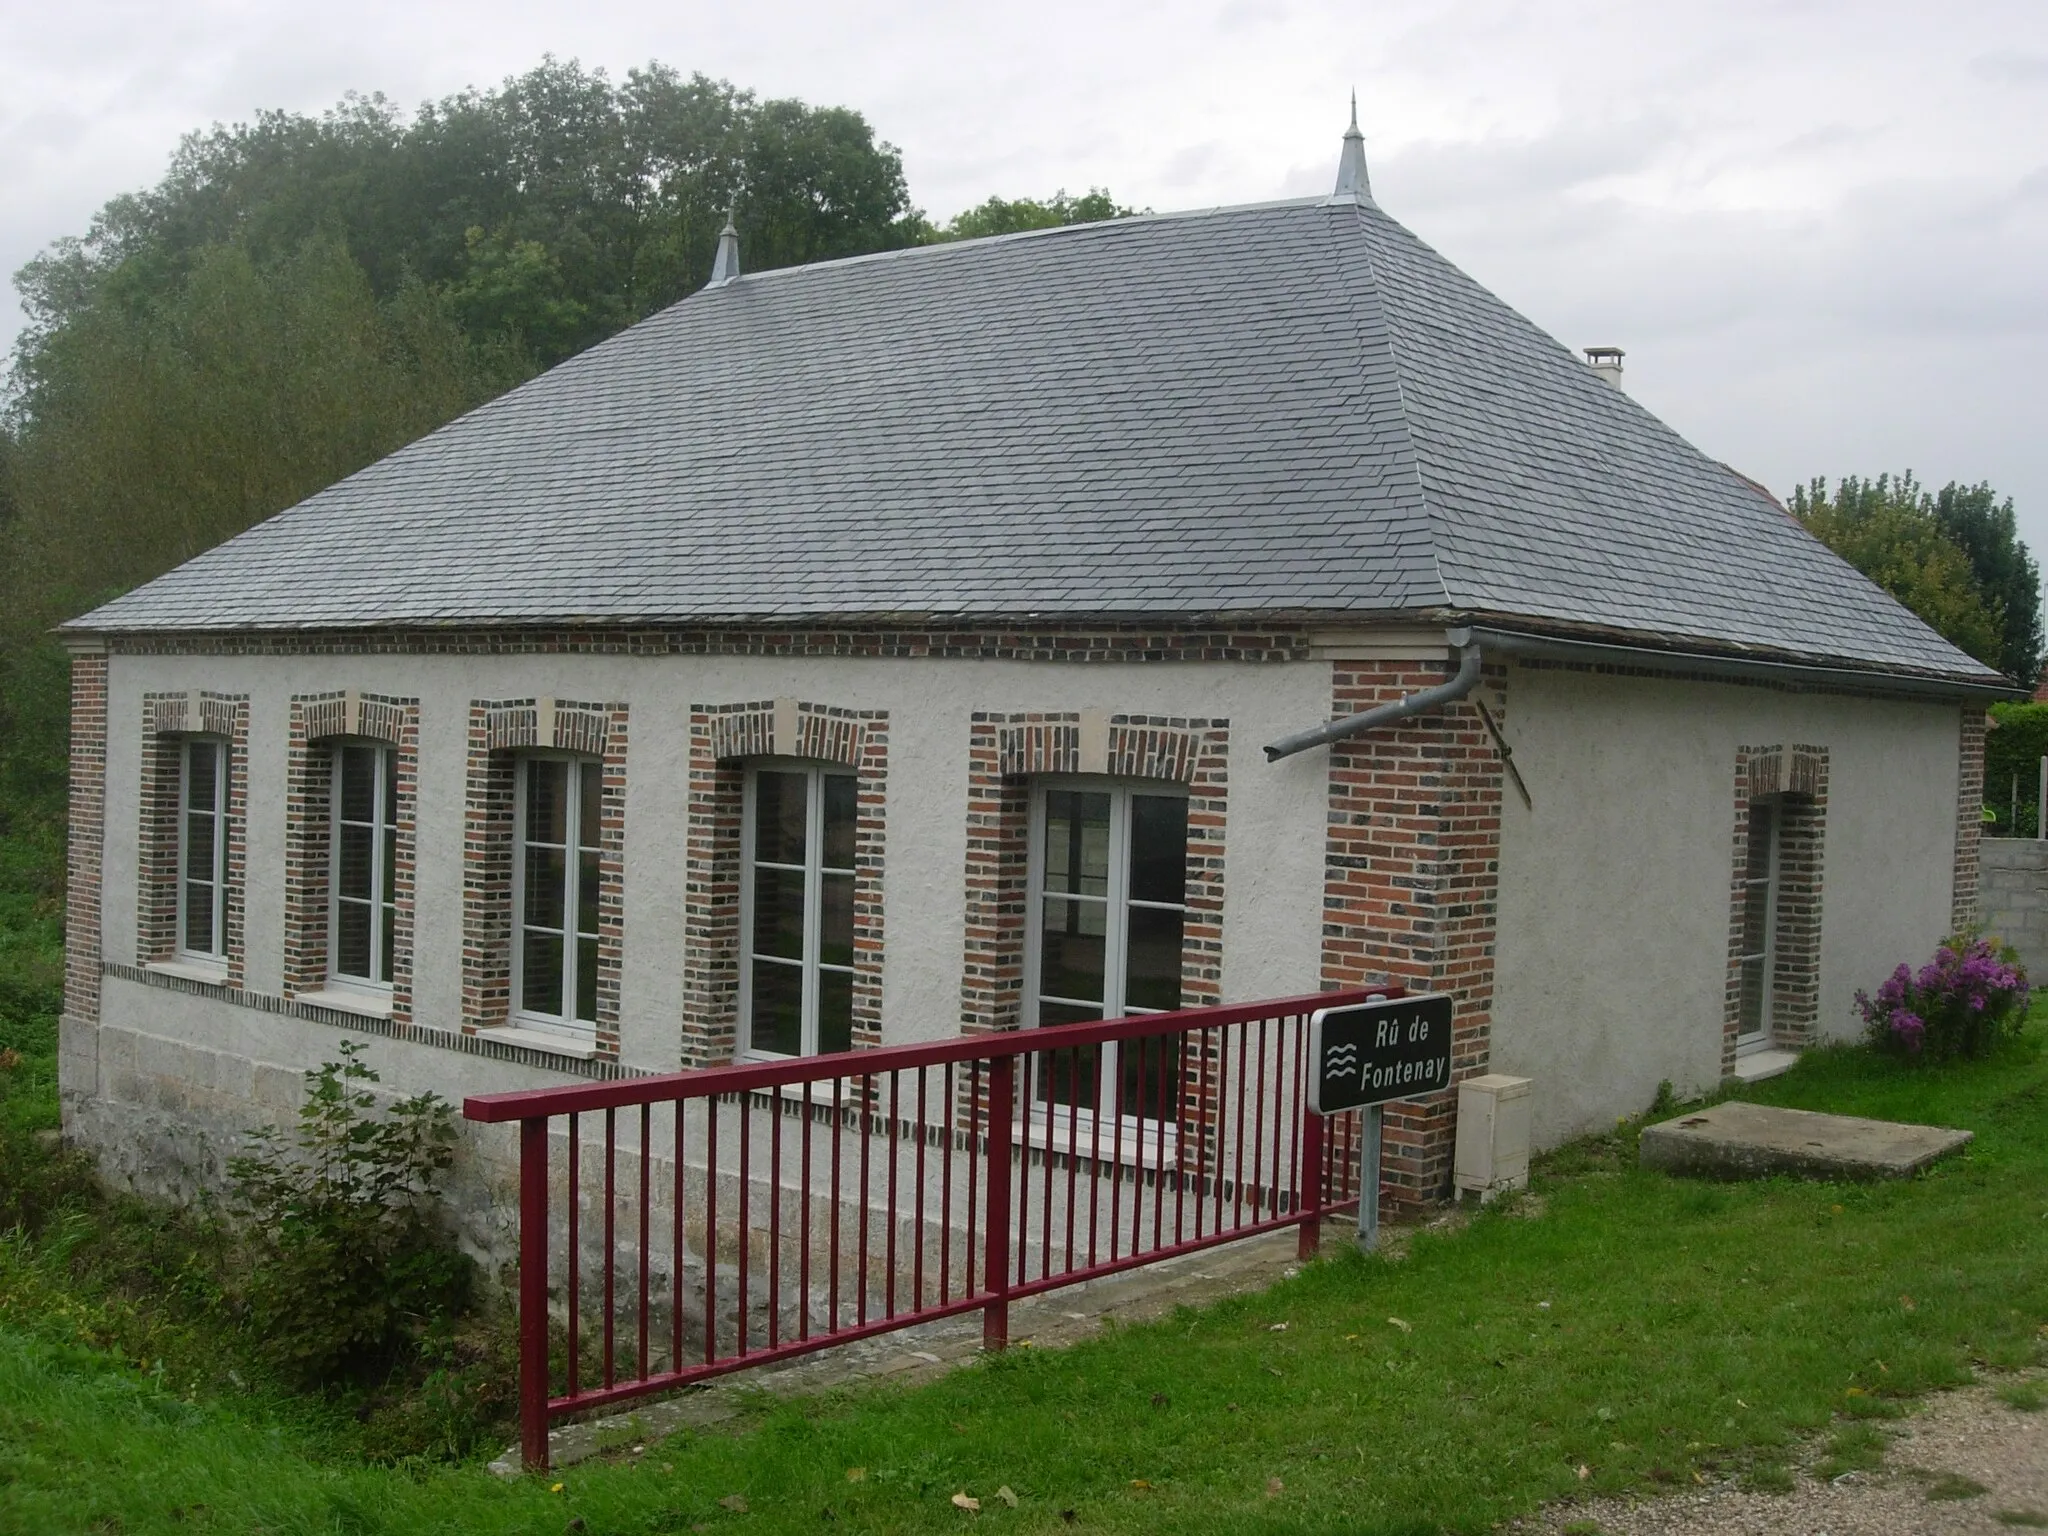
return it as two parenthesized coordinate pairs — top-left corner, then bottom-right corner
(1358, 1103), (1383, 1252)
(1308, 992), (1454, 1254)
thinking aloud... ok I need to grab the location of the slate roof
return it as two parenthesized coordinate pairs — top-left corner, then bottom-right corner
(72, 177), (2001, 685)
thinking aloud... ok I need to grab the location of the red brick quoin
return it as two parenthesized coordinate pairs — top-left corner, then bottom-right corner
(1319, 660), (1504, 1212)
(63, 650), (109, 1027)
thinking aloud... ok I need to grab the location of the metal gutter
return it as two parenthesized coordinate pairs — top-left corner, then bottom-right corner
(1467, 626), (2024, 703)
(1264, 628), (1480, 761)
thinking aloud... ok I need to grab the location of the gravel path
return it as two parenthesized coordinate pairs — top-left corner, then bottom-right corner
(1528, 1372), (2048, 1535)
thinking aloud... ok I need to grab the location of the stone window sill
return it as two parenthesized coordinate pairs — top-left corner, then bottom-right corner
(479, 1025), (602, 1061)
(1733, 1047), (1800, 1083)
(293, 988), (396, 1020)
(143, 957), (232, 986)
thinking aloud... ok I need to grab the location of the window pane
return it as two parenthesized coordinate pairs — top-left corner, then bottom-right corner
(818, 967), (854, 1055)
(820, 871), (855, 968)
(380, 901), (396, 984)
(521, 930), (564, 1016)
(185, 742), (217, 811)
(382, 823), (398, 905)
(1118, 1032), (1183, 1122)
(335, 899), (373, 978)
(338, 746), (378, 824)
(1746, 801), (1777, 877)
(337, 823), (374, 902)
(1043, 791), (1111, 898)
(524, 846), (566, 930)
(1039, 895), (1107, 1004)
(1037, 1001), (1101, 1027)
(749, 959), (803, 1055)
(576, 850), (601, 940)
(822, 774), (857, 871)
(525, 759), (568, 845)
(1129, 795), (1188, 905)
(1124, 905), (1184, 1013)
(183, 882), (215, 953)
(576, 935), (599, 1022)
(381, 751), (398, 828)
(184, 811), (216, 882)
(1036, 1037), (1101, 1110)
(578, 760), (602, 852)
(1737, 955), (1766, 1037)
(751, 866), (806, 959)
(753, 771), (808, 864)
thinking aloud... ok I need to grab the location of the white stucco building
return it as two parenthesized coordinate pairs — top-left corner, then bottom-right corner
(57, 122), (2012, 1231)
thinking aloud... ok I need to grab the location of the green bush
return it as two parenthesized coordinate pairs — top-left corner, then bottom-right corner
(228, 1041), (471, 1388)
(1986, 701), (2048, 837)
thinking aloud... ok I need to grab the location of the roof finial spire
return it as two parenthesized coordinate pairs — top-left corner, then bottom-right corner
(1334, 93), (1371, 201)
(710, 203), (741, 286)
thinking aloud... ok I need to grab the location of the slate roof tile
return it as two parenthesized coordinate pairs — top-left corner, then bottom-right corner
(72, 193), (1995, 682)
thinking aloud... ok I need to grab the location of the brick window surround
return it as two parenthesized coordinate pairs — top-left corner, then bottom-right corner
(1319, 660), (1505, 1211)
(137, 690), (250, 986)
(1723, 744), (1829, 1073)
(282, 691), (420, 1016)
(959, 711), (1228, 1040)
(682, 699), (889, 1068)
(462, 697), (629, 1053)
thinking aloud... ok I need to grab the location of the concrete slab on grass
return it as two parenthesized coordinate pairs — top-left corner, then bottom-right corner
(1639, 1100), (1972, 1183)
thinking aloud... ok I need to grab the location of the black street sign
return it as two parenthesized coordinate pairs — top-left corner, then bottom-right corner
(1308, 993), (1455, 1114)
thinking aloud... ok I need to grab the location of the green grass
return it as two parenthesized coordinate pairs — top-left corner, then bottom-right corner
(4, 1017), (2047, 1533)
(4, 856), (2046, 1536)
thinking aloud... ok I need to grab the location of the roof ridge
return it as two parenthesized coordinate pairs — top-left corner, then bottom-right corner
(700, 194), (1333, 291)
(1314, 200), (1448, 608)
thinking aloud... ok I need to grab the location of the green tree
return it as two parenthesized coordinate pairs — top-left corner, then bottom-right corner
(933, 187), (1141, 241)
(0, 238), (523, 895)
(1931, 480), (2042, 685)
(1791, 473), (2006, 670)
(12, 59), (925, 370)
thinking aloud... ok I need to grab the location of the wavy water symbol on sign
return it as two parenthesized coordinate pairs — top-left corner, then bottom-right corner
(1326, 1042), (1360, 1079)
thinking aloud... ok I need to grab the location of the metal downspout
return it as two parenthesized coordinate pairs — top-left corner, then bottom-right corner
(1263, 628), (1481, 762)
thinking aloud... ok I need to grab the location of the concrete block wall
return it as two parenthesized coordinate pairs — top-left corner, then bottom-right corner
(1981, 837), (2048, 978)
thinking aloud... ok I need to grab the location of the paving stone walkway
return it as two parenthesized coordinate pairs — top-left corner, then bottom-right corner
(1526, 1370), (2048, 1536)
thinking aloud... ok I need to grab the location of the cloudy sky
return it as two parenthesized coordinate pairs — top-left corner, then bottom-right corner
(5, 0), (2046, 548)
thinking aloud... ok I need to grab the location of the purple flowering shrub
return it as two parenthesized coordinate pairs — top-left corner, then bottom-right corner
(1854, 934), (2030, 1063)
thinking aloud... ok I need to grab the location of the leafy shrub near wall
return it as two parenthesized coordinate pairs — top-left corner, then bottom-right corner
(229, 1041), (472, 1387)
(1986, 701), (2048, 837)
(1854, 935), (2030, 1062)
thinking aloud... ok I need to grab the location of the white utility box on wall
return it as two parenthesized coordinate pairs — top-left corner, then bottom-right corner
(1454, 1074), (1533, 1200)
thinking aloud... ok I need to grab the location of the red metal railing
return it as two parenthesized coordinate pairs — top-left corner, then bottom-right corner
(464, 988), (1395, 1468)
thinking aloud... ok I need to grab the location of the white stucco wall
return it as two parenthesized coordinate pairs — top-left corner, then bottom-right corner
(76, 642), (1973, 1217)
(1490, 660), (1962, 1148)
(86, 647), (1339, 1106)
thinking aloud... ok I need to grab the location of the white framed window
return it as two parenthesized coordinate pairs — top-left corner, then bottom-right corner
(1735, 797), (1781, 1049)
(512, 754), (602, 1037)
(740, 762), (857, 1058)
(330, 743), (398, 992)
(177, 737), (229, 960)
(1023, 780), (1189, 1126)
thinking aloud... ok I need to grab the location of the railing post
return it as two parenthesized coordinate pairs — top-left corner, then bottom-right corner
(1297, 1108), (1325, 1260)
(982, 1055), (1013, 1351)
(519, 1115), (551, 1471)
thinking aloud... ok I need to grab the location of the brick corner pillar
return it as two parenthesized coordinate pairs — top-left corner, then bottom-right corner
(61, 639), (111, 1123)
(1953, 706), (1987, 934)
(1319, 656), (1504, 1212)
